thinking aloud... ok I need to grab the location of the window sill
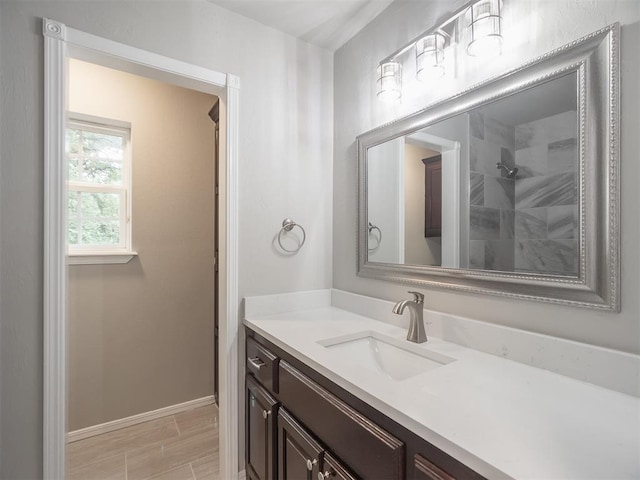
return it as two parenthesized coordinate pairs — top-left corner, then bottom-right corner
(67, 251), (138, 265)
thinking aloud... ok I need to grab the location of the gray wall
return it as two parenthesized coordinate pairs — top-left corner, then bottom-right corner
(0, 2), (333, 477)
(67, 59), (216, 432)
(333, 0), (640, 354)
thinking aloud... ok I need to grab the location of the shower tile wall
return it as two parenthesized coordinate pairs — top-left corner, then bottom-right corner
(468, 111), (515, 271)
(514, 111), (578, 275)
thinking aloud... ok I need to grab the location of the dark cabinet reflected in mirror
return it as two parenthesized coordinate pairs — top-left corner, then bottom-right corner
(367, 72), (578, 277)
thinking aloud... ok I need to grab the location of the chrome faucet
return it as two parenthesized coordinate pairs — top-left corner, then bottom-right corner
(392, 291), (427, 343)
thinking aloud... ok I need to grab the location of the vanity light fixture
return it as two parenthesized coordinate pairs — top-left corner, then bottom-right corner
(376, 61), (402, 102)
(416, 32), (447, 82)
(375, 0), (505, 101)
(465, 0), (503, 58)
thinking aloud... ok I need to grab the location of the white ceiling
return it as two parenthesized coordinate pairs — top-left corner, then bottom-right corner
(208, 0), (395, 51)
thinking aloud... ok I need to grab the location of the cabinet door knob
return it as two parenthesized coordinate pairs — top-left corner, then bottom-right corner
(262, 409), (271, 419)
(318, 470), (333, 480)
(306, 458), (317, 471)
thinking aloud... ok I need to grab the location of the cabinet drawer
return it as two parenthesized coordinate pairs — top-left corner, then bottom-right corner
(414, 454), (455, 480)
(278, 361), (404, 480)
(247, 337), (279, 393)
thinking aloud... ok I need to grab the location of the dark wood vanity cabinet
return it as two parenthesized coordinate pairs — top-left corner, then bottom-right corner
(278, 408), (358, 480)
(245, 329), (485, 480)
(246, 375), (278, 480)
(413, 454), (455, 480)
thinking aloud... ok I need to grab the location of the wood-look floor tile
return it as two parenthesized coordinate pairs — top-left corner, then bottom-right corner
(66, 453), (126, 480)
(67, 416), (180, 470)
(191, 454), (220, 480)
(144, 464), (195, 480)
(174, 404), (218, 434)
(126, 426), (218, 480)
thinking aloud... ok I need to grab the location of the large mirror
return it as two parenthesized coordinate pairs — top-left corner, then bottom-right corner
(357, 25), (619, 310)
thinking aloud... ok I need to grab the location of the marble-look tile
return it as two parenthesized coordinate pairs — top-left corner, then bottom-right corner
(484, 240), (515, 272)
(174, 405), (219, 435)
(484, 176), (514, 210)
(515, 172), (577, 209)
(500, 147), (515, 172)
(67, 416), (180, 470)
(515, 144), (548, 178)
(547, 137), (577, 174)
(515, 239), (578, 275)
(500, 210), (514, 239)
(547, 205), (578, 239)
(469, 111), (484, 140)
(485, 115), (515, 150)
(191, 454), (220, 480)
(470, 137), (502, 176)
(67, 453), (126, 480)
(469, 172), (484, 206)
(515, 208), (547, 239)
(515, 110), (577, 149)
(470, 206), (501, 240)
(468, 240), (486, 269)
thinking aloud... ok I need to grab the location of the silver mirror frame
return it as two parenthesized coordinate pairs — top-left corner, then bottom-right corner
(357, 24), (619, 311)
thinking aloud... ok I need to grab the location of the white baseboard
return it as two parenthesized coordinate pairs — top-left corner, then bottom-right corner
(67, 395), (215, 443)
(238, 469), (247, 480)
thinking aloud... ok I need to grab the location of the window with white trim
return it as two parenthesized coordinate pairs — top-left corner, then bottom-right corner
(66, 114), (134, 261)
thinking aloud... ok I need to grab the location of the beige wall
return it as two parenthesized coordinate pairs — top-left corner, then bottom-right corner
(67, 59), (216, 431)
(404, 143), (440, 266)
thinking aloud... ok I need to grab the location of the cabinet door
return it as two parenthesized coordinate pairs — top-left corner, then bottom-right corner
(278, 408), (323, 480)
(318, 451), (359, 480)
(414, 454), (455, 480)
(247, 375), (278, 480)
(423, 156), (442, 237)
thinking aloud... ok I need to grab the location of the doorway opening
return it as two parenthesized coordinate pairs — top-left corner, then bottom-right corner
(43, 18), (240, 479)
(64, 58), (220, 478)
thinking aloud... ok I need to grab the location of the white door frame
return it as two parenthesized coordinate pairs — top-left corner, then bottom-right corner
(406, 131), (462, 267)
(43, 18), (240, 479)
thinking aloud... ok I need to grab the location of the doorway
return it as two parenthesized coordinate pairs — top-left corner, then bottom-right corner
(43, 18), (240, 479)
(64, 58), (220, 477)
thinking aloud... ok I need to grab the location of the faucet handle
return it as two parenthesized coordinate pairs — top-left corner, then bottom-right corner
(408, 291), (424, 303)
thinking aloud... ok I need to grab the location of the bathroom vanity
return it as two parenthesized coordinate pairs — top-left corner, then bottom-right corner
(245, 329), (481, 480)
(244, 291), (640, 480)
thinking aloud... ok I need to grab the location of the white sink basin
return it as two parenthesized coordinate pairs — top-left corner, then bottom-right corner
(317, 331), (454, 381)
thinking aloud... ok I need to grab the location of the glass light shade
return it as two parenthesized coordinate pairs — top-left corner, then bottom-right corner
(416, 32), (446, 82)
(376, 62), (402, 102)
(466, 0), (503, 58)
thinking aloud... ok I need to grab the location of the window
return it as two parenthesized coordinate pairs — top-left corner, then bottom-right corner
(66, 113), (135, 264)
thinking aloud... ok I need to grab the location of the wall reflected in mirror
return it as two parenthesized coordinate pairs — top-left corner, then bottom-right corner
(367, 72), (578, 276)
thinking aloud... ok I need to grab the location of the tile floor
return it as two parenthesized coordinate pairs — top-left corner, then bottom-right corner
(66, 404), (220, 480)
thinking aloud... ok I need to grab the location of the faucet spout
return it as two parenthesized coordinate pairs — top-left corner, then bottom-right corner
(392, 291), (427, 344)
(391, 299), (411, 315)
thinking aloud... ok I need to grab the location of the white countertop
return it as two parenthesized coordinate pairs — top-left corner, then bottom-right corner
(244, 306), (640, 480)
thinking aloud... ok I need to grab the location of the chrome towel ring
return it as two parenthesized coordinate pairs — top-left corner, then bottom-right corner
(278, 218), (306, 253)
(368, 222), (382, 251)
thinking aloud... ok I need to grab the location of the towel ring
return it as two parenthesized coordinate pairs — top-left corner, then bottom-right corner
(278, 218), (306, 253)
(368, 222), (382, 251)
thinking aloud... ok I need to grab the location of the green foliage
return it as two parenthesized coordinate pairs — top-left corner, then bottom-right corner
(66, 125), (126, 246)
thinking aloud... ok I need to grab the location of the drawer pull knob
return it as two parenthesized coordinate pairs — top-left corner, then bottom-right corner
(318, 471), (333, 480)
(306, 459), (317, 471)
(248, 357), (265, 370)
(262, 409), (271, 419)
